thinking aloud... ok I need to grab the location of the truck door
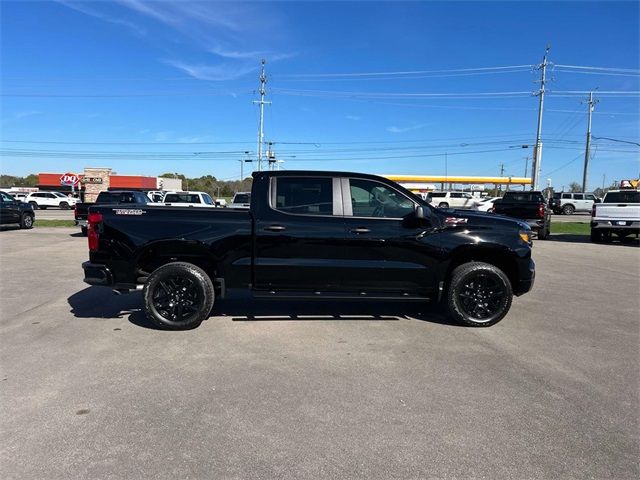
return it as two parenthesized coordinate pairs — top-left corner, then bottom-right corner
(253, 176), (346, 292)
(0, 192), (19, 224)
(340, 178), (440, 296)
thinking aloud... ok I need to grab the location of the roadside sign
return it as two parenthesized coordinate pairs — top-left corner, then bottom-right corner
(60, 173), (80, 186)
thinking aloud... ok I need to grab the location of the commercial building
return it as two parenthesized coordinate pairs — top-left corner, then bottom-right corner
(37, 167), (182, 202)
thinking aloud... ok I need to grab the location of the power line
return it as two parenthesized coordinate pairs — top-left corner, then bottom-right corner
(554, 64), (640, 74)
(277, 65), (535, 78)
(592, 136), (640, 147)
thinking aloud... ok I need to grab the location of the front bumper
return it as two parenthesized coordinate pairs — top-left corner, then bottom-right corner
(82, 261), (113, 286)
(514, 258), (535, 296)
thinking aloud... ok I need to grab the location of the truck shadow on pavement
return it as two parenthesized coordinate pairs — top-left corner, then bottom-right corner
(68, 287), (457, 330)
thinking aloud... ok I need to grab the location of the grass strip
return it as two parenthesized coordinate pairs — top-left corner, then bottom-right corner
(551, 222), (590, 235)
(34, 219), (76, 227)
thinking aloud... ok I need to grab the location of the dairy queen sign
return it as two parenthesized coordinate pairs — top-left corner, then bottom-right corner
(59, 173), (81, 186)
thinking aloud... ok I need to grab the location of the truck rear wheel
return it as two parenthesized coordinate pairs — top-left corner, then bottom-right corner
(590, 229), (602, 243)
(143, 262), (214, 330)
(446, 262), (513, 327)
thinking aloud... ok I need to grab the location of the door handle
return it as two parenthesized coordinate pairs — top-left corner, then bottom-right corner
(264, 225), (286, 232)
(350, 227), (371, 234)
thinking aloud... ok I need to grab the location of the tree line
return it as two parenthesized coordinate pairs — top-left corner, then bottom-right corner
(158, 173), (252, 198)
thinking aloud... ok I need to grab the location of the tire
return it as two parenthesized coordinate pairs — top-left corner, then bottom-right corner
(29, 201), (38, 210)
(562, 204), (575, 215)
(143, 262), (214, 330)
(590, 229), (602, 243)
(59, 202), (69, 210)
(537, 226), (549, 240)
(446, 262), (513, 327)
(438, 202), (450, 208)
(81, 226), (88, 236)
(20, 214), (34, 229)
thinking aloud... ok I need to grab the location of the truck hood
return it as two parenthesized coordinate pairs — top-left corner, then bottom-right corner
(436, 208), (529, 231)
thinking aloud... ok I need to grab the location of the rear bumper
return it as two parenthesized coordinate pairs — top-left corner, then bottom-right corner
(75, 219), (87, 227)
(514, 258), (535, 296)
(82, 261), (114, 286)
(591, 219), (640, 230)
(524, 218), (546, 231)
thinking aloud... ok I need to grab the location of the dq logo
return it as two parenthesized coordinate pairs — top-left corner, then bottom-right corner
(59, 173), (80, 186)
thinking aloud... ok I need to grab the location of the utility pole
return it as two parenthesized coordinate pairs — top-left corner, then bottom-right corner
(252, 59), (271, 171)
(499, 162), (505, 192)
(582, 91), (598, 192)
(523, 155), (530, 190)
(532, 45), (550, 191)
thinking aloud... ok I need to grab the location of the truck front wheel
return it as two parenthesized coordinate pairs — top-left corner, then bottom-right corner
(446, 262), (513, 327)
(143, 262), (214, 330)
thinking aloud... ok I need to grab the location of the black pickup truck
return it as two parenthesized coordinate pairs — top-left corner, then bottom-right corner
(492, 191), (551, 239)
(82, 171), (535, 329)
(75, 190), (150, 235)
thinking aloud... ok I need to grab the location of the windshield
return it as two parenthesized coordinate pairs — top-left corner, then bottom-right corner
(164, 194), (201, 203)
(53, 192), (68, 198)
(603, 191), (640, 203)
(233, 193), (251, 204)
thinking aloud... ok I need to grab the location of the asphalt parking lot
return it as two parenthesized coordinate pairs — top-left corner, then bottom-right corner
(1, 227), (638, 479)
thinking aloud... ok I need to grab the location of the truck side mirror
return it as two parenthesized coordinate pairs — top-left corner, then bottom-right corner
(415, 205), (425, 219)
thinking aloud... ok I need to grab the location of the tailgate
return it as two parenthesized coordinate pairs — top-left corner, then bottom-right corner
(75, 203), (90, 220)
(494, 203), (539, 219)
(595, 204), (640, 220)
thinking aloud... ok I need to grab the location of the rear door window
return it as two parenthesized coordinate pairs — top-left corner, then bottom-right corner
(274, 177), (333, 215)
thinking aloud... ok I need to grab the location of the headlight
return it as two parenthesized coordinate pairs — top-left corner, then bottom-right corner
(519, 230), (532, 244)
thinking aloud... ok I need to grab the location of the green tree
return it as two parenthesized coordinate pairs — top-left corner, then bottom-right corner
(568, 181), (582, 193)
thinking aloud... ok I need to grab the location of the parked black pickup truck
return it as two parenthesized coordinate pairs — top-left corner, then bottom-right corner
(0, 191), (34, 229)
(75, 190), (150, 235)
(492, 191), (550, 239)
(82, 171), (535, 329)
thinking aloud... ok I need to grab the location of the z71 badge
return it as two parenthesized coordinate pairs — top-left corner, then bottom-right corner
(113, 209), (145, 216)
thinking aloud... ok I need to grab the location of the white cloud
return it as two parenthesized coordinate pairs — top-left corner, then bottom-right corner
(163, 59), (258, 81)
(386, 123), (429, 134)
(346, 115), (361, 121)
(14, 111), (43, 119)
(54, 0), (146, 36)
(57, 0), (292, 82)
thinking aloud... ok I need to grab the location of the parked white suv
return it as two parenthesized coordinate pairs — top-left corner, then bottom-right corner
(550, 192), (600, 215)
(162, 191), (216, 207)
(427, 191), (478, 209)
(26, 191), (78, 210)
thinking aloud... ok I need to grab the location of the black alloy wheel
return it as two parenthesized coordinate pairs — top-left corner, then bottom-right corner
(143, 262), (214, 330)
(446, 262), (513, 327)
(21, 214), (34, 229)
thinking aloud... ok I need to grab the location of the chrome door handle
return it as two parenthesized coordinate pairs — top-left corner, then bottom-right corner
(350, 227), (371, 234)
(264, 225), (286, 232)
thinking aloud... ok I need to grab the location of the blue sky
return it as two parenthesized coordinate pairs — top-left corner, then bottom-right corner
(1, 0), (638, 190)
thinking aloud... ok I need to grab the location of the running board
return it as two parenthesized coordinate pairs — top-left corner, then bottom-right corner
(252, 290), (430, 301)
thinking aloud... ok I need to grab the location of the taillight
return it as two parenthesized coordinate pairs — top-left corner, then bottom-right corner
(591, 205), (596, 217)
(537, 203), (545, 218)
(87, 212), (103, 251)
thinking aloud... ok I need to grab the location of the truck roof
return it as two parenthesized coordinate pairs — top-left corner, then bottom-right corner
(253, 170), (400, 182)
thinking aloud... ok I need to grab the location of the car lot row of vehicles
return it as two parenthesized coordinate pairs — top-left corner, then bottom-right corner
(425, 189), (601, 215)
